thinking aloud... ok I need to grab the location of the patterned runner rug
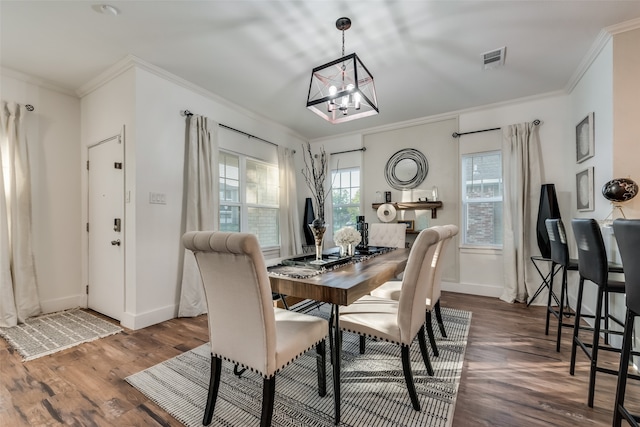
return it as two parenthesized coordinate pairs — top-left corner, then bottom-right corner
(126, 306), (471, 427)
(0, 309), (123, 361)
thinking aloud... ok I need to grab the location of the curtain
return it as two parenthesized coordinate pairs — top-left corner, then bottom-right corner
(501, 121), (542, 303)
(278, 146), (302, 256)
(0, 101), (41, 327)
(178, 115), (219, 317)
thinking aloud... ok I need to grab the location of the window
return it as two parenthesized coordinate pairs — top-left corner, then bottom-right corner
(461, 151), (503, 246)
(331, 167), (360, 231)
(219, 151), (279, 247)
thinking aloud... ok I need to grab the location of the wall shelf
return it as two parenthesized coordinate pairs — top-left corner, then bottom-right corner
(372, 201), (443, 219)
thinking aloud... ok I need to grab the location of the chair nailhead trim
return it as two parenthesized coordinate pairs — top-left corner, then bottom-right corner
(340, 328), (401, 346)
(211, 338), (326, 379)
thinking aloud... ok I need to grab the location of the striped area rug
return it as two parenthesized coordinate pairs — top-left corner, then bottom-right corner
(126, 306), (471, 427)
(0, 309), (123, 361)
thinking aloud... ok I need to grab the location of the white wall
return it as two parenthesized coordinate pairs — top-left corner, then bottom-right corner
(1, 70), (82, 313)
(79, 57), (306, 329)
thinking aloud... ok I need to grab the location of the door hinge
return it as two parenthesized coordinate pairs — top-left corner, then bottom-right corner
(86, 222), (89, 232)
(86, 160), (90, 170)
(114, 162), (122, 169)
(86, 285), (89, 295)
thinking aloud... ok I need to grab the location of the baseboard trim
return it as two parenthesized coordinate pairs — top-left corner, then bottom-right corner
(39, 294), (85, 314)
(442, 281), (503, 298)
(120, 304), (177, 330)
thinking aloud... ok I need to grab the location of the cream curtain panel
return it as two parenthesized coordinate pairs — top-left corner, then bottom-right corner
(0, 101), (41, 327)
(178, 115), (219, 317)
(278, 146), (302, 257)
(501, 121), (542, 304)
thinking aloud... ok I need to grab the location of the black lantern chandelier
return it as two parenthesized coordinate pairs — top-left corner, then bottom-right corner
(306, 17), (378, 124)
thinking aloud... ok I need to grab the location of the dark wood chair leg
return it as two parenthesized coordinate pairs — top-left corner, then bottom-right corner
(613, 309), (635, 427)
(260, 377), (276, 427)
(570, 278), (585, 376)
(434, 301), (447, 338)
(417, 326), (434, 376)
(401, 345), (421, 411)
(316, 340), (327, 397)
(425, 312), (439, 357)
(328, 307), (335, 365)
(203, 356), (222, 426)
(359, 335), (366, 354)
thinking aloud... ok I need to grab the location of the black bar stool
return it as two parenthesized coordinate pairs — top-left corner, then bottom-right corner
(545, 219), (579, 352)
(612, 219), (640, 427)
(569, 219), (634, 408)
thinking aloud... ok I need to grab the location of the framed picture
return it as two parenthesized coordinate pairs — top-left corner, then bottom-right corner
(576, 167), (594, 211)
(576, 112), (594, 163)
(398, 220), (414, 232)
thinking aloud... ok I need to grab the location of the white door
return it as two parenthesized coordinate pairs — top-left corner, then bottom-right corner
(88, 134), (124, 320)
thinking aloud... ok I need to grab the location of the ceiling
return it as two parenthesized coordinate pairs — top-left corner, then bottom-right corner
(2, 1), (640, 141)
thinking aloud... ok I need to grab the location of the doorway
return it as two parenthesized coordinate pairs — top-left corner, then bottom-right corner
(87, 133), (124, 320)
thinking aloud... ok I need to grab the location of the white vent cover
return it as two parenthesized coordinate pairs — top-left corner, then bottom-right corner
(482, 47), (506, 70)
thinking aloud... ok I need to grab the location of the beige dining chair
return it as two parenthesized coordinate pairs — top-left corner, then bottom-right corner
(368, 222), (407, 248)
(183, 231), (331, 427)
(338, 227), (444, 411)
(370, 224), (459, 357)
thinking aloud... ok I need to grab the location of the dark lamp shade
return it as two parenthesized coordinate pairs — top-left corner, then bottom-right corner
(601, 178), (638, 202)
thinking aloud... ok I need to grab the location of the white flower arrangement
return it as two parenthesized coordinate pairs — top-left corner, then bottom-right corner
(334, 226), (362, 246)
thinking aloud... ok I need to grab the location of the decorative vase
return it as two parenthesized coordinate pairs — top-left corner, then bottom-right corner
(308, 219), (327, 264)
(347, 244), (354, 256)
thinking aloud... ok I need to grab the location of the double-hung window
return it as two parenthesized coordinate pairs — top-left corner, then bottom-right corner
(331, 167), (360, 231)
(461, 151), (503, 246)
(219, 151), (280, 248)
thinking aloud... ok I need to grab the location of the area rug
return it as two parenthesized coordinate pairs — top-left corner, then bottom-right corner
(126, 306), (471, 427)
(0, 308), (123, 361)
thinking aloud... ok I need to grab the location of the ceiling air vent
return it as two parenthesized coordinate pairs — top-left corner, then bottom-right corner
(482, 46), (506, 70)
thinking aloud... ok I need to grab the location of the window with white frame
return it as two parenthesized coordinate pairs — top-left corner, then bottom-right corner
(219, 151), (280, 247)
(461, 151), (503, 246)
(331, 167), (360, 231)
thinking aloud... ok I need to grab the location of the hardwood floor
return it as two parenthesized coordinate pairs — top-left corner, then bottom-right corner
(1, 292), (638, 426)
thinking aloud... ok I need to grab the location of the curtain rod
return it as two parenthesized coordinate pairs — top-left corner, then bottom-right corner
(181, 109), (281, 149)
(330, 147), (366, 156)
(452, 119), (540, 138)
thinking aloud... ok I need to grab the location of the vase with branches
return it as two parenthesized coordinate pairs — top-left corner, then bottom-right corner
(302, 142), (330, 263)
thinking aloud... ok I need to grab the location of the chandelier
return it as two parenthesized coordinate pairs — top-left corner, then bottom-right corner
(306, 17), (378, 124)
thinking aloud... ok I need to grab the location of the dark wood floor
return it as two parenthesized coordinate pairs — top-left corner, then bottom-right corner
(1, 292), (638, 426)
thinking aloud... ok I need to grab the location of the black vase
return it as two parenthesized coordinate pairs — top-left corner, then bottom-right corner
(536, 184), (561, 259)
(303, 198), (315, 245)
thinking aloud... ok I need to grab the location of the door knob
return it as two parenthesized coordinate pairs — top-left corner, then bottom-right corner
(111, 239), (121, 246)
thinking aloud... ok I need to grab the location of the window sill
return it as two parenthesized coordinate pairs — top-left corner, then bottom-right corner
(460, 245), (502, 255)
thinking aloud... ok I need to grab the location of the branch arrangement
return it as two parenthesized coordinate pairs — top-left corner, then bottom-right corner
(301, 142), (329, 223)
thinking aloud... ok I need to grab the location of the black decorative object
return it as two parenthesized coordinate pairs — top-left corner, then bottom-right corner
(602, 178), (638, 202)
(356, 215), (368, 250)
(384, 148), (428, 190)
(303, 198), (315, 245)
(536, 184), (561, 259)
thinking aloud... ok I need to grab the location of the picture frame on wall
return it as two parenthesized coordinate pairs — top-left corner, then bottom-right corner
(398, 220), (414, 232)
(576, 112), (594, 163)
(576, 167), (594, 211)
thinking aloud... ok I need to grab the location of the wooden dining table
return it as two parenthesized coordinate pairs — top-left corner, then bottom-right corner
(268, 248), (411, 425)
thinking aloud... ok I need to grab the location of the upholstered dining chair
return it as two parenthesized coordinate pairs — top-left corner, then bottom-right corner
(182, 231), (331, 427)
(545, 218), (579, 352)
(569, 218), (627, 408)
(368, 222), (407, 248)
(338, 227), (444, 411)
(611, 219), (640, 427)
(370, 225), (459, 357)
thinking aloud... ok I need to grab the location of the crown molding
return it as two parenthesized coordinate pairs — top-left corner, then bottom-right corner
(605, 16), (640, 35)
(0, 66), (77, 97)
(75, 55), (306, 142)
(565, 17), (640, 94)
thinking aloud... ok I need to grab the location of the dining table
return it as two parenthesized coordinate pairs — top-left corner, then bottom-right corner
(268, 247), (411, 425)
